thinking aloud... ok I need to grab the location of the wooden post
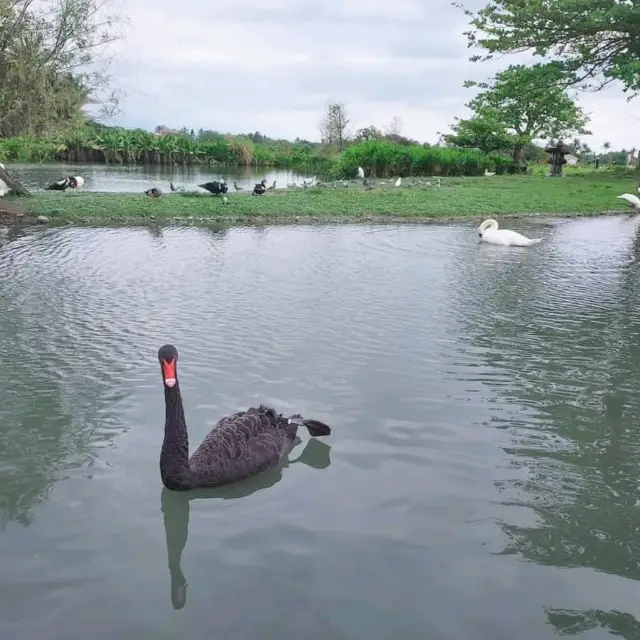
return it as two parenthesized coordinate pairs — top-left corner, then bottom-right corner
(0, 165), (31, 196)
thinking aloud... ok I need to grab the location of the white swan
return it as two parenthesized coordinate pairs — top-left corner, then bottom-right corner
(477, 219), (542, 246)
(617, 193), (640, 210)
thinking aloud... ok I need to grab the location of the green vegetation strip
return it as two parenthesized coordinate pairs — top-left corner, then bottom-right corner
(6, 173), (636, 225)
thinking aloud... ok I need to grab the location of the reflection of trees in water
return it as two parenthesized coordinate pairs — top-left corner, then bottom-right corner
(545, 607), (640, 638)
(162, 438), (331, 610)
(452, 221), (640, 586)
(0, 231), (126, 529)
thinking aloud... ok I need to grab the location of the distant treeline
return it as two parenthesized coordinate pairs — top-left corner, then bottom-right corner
(0, 122), (629, 178)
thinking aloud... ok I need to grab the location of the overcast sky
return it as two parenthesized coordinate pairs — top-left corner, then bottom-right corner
(104, 0), (638, 151)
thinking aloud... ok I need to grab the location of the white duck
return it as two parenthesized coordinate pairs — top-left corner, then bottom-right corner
(477, 219), (542, 247)
(616, 192), (640, 211)
(357, 166), (365, 179)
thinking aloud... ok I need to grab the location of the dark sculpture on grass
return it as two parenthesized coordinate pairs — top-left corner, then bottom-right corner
(545, 140), (572, 177)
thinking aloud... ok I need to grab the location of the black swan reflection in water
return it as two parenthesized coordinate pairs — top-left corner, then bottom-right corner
(158, 344), (332, 491)
(161, 437), (332, 609)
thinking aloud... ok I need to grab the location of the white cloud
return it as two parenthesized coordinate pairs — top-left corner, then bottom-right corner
(97, 0), (639, 151)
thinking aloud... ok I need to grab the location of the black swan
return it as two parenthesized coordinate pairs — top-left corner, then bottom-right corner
(158, 344), (332, 491)
(198, 180), (228, 195)
(145, 187), (163, 198)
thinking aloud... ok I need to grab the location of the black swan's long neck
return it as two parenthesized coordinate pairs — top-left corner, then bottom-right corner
(160, 383), (192, 490)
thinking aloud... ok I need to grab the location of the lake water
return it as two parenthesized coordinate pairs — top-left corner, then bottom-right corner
(1, 216), (640, 639)
(9, 163), (314, 193)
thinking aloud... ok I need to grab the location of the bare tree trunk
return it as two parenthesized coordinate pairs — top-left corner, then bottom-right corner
(0, 165), (31, 196)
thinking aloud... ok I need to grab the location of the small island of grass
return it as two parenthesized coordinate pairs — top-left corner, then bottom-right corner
(2, 169), (635, 227)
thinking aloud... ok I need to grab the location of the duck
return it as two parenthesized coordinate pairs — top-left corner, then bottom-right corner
(46, 177), (72, 191)
(157, 344), (332, 491)
(252, 179), (267, 195)
(46, 175), (84, 191)
(145, 187), (163, 198)
(395, 177), (402, 187)
(357, 166), (365, 179)
(484, 169), (496, 177)
(616, 193), (640, 211)
(477, 219), (542, 246)
(198, 180), (228, 196)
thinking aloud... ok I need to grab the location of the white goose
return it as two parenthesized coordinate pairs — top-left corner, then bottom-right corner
(616, 191), (640, 211)
(477, 219), (542, 247)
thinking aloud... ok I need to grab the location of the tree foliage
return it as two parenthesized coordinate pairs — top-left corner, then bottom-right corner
(464, 63), (590, 161)
(442, 114), (515, 154)
(458, 0), (640, 94)
(0, 0), (124, 137)
(319, 102), (350, 150)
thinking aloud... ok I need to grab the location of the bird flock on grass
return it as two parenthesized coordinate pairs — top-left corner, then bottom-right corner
(1, 165), (639, 249)
(149, 165), (444, 203)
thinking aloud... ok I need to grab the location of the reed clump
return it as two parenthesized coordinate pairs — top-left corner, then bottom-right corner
(330, 140), (513, 178)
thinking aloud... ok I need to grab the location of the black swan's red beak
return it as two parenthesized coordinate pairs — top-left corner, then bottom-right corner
(162, 358), (177, 387)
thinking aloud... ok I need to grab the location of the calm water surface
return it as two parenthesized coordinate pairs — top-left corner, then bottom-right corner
(1, 216), (640, 639)
(10, 163), (312, 192)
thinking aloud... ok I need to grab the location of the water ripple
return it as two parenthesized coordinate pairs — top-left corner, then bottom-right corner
(2, 218), (640, 636)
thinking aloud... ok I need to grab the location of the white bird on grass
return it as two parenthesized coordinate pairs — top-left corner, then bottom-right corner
(484, 169), (496, 177)
(477, 219), (542, 247)
(395, 177), (402, 187)
(616, 193), (640, 211)
(357, 166), (365, 179)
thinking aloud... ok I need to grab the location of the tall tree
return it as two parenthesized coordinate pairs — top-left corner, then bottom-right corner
(0, 0), (125, 137)
(319, 102), (350, 150)
(442, 113), (515, 154)
(384, 116), (403, 136)
(464, 63), (590, 163)
(457, 0), (640, 94)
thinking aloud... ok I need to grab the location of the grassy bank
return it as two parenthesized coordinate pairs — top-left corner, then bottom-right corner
(3, 172), (637, 225)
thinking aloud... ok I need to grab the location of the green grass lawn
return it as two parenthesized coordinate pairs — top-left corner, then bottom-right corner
(5, 169), (639, 225)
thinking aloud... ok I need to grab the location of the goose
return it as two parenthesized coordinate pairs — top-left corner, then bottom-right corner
(616, 193), (640, 210)
(266, 180), (276, 191)
(357, 166), (365, 179)
(478, 219), (542, 246)
(395, 177), (402, 187)
(233, 181), (242, 191)
(252, 179), (267, 195)
(70, 176), (84, 189)
(484, 169), (496, 177)
(145, 187), (163, 198)
(198, 181), (228, 196)
(157, 344), (332, 491)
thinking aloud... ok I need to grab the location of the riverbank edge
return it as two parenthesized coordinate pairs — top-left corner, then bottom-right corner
(3, 209), (630, 228)
(0, 192), (631, 227)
